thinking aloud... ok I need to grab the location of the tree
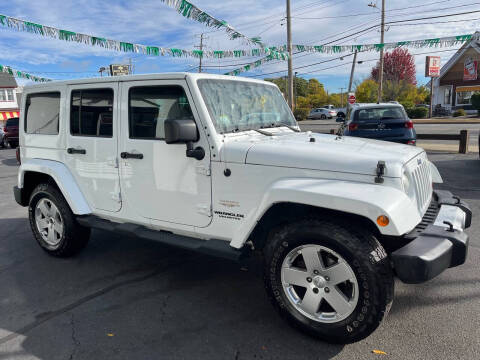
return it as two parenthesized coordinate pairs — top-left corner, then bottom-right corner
(470, 93), (480, 115)
(355, 79), (378, 103)
(371, 48), (417, 85)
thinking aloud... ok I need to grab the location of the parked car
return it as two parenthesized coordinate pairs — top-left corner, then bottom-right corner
(342, 103), (416, 145)
(323, 104), (347, 117)
(0, 126), (5, 148)
(4, 117), (19, 148)
(307, 107), (337, 119)
(13, 74), (471, 344)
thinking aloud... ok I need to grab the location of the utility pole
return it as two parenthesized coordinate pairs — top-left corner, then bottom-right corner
(294, 72), (298, 109)
(377, 0), (385, 103)
(339, 88), (345, 108)
(195, 33), (206, 73)
(286, 0), (294, 110)
(348, 50), (358, 93)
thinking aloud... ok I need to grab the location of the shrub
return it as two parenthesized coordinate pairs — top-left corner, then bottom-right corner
(294, 107), (309, 121)
(471, 93), (480, 112)
(405, 107), (428, 119)
(453, 109), (466, 117)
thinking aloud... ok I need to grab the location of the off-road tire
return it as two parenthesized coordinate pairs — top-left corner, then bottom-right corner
(263, 218), (394, 344)
(29, 183), (90, 257)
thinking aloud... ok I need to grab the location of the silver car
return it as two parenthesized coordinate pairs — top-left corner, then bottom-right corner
(307, 107), (338, 119)
(0, 127), (5, 148)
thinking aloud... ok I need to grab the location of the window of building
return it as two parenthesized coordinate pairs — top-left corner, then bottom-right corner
(6, 89), (14, 101)
(444, 87), (451, 105)
(456, 91), (472, 105)
(128, 86), (193, 139)
(71, 89), (113, 137)
(0, 90), (6, 101)
(25, 92), (61, 135)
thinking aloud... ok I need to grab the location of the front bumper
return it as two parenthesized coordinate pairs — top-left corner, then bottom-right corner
(391, 190), (471, 284)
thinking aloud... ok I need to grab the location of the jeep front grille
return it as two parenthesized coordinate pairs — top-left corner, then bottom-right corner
(411, 158), (432, 214)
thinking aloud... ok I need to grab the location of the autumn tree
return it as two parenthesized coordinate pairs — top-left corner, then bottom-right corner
(355, 79), (378, 103)
(371, 48), (417, 85)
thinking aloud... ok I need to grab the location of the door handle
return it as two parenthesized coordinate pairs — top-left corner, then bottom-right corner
(67, 148), (86, 155)
(120, 152), (143, 159)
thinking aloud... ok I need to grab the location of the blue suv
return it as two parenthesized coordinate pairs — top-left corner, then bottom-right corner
(342, 103), (416, 145)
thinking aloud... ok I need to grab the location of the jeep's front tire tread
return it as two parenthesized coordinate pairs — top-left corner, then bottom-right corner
(263, 218), (394, 344)
(29, 183), (90, 257)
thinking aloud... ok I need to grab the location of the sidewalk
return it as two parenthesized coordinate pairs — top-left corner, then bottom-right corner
(414, 117), (480, 124)
(418, 142), (479, 153)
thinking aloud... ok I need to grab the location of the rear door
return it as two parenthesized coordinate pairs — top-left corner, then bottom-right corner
(65, 82), (121, 213)
(354, 107), (407, 138)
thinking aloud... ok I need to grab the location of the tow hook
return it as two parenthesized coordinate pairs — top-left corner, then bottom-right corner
(375, 161), (386, 184)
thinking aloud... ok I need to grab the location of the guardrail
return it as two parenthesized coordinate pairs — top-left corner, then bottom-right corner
(324, 129), (471, 154)
(416, 130), (470, 154)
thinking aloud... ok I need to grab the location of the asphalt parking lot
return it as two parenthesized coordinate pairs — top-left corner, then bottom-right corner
(0, 148), (479, 360)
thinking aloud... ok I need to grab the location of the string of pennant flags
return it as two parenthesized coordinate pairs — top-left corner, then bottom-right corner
(0, 64), (50, 82)
(0, 14), (287, 60)
(225, 33), (477, 76)
(159, 0), (264, 47)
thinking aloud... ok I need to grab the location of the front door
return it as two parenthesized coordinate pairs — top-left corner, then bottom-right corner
(65, 82), (121, 212)
(119, 80), (212, 227)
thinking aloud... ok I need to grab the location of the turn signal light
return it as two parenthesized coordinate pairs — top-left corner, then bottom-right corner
(377, 215), (389, 227)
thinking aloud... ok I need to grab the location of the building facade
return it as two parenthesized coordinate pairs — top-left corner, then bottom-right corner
(433, 32), (480, 113)
(0, 73), (20, 127)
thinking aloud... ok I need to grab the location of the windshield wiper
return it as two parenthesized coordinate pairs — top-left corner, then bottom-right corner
(254, 128), (274, 136)
(262, 123), (301, 132)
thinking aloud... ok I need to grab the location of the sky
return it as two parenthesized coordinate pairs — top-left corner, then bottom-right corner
(1, 0), (479, 92)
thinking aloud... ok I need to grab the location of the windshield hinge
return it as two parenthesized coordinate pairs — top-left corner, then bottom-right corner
(196, 164), (211, 176)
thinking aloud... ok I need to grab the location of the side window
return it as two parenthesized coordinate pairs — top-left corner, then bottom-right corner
(71, 89), (113, 137)
(25, 92), (61, 135)
(129, 86), (193, 139)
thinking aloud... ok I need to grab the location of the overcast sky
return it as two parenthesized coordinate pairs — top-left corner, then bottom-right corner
(1, 0), (479, 91)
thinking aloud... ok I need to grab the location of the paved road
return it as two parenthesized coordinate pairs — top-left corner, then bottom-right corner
(299, 120), (480, 148)
(0, 148), (479, 360)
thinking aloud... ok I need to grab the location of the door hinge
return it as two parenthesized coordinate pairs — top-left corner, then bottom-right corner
(107, 157), (119, 168)
(195, 164), (211, 176)
(197, 204), (212, 217)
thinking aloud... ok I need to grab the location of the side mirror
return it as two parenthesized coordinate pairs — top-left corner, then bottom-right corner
(164, 119), (198, 144)
(164, 119), (205, 160)
(336, 117), (345, 123)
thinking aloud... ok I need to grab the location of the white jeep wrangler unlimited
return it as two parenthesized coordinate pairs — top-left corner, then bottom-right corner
(14, 73), (471, 343)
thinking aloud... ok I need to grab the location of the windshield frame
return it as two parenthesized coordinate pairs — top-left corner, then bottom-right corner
(196, 78), (297, 135)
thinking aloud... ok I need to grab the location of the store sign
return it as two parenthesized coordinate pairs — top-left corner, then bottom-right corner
(463, 57), (478, 81)
(109, 64), (131, 76)
(425, 56), (441, 77)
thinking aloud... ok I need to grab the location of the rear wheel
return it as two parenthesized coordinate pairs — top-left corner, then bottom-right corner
(320, 114), (327, 119)
(29, 183), (90, 257)
(263, 218), (394, 343)
(8, 140), (18, 149)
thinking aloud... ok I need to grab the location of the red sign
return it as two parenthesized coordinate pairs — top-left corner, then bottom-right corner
(464, 58), (478, 81)
(425, 56), (441, 77)
(348, 93), (356, 105)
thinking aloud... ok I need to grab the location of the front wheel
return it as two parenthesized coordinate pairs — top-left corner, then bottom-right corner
(263, 219), (394, 344)
(29, 183), (90, 257)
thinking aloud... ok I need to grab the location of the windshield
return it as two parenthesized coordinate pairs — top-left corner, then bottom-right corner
(6, 118), (19, 126)
(354, 107), (406, 122)
(197, 79), (296, 134)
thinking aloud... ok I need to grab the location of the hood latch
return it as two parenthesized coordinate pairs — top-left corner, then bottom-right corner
(375, 161), (386, 184)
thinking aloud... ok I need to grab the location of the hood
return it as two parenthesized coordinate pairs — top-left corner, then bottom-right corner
(221, 131), (424, 178)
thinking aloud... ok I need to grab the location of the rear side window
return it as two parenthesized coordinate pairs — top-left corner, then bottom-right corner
(25, 92), (60, 135)
(71, 89), (113, 137)
(128, 86), (193, 139)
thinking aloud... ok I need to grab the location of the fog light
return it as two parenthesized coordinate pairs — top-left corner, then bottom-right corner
(377, 215), (389, 227)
